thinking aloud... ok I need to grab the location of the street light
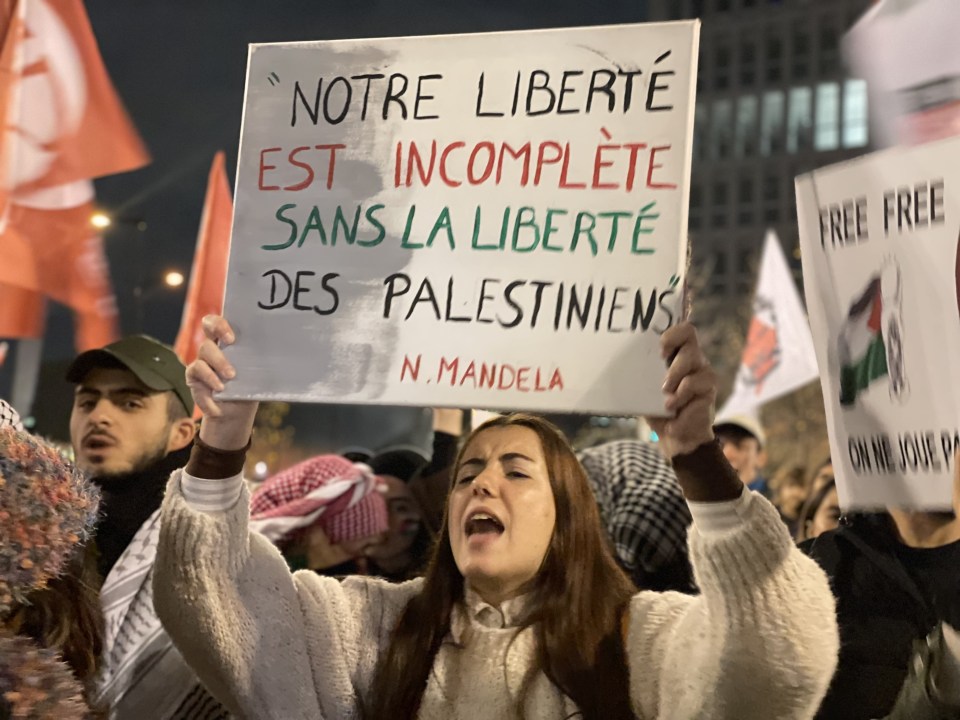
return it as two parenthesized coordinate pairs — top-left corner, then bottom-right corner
(90, 212), (112, 229)
(164, 270), (185, 288)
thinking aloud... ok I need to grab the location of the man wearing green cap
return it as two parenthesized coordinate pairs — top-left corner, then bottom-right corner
(67, 335), (228, 719)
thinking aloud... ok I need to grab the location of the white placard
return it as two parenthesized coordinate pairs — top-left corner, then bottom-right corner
(796, 137), (960, 509)
(219, 22), (699, 415)
(844, 0), (960, 148)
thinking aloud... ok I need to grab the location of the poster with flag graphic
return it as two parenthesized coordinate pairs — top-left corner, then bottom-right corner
(796, 136), (960, 509)
(718, 230), (819, 418)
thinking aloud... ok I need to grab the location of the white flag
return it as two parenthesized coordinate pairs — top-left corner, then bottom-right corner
(718, 231), (819, 417)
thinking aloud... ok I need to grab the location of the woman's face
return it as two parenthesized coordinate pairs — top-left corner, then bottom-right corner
(809, 488), (841, 539)
(364, 475), (422, 562)
(778, 481), (807, 520)
(812, 463), (834, 492)
(448, 426), (556, 603)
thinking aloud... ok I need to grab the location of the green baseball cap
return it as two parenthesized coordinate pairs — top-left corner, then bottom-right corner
(66, 335), (193, 415)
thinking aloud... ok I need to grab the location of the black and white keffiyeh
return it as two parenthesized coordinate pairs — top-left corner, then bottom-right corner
(578, 440), (692, 577)
(0, 399), (23, 432)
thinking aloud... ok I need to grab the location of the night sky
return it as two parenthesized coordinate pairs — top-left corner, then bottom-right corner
(15, 0), (649, 442)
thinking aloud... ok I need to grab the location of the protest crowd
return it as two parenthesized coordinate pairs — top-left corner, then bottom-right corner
(4, 0), (960, 718)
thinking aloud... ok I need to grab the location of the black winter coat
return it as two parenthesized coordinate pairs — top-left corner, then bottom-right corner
(802, 514), (940, 720)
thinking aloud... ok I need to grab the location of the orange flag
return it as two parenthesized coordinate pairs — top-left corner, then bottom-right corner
(175, 152), (233, 365)
(0, 0), (144, 351)
(5, 0), (148, 197)
(0, 0), (24, 223)
(0, 283), (44, 339)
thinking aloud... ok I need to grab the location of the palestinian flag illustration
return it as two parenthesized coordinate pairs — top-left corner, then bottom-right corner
(839, 262), (908, 407)
(839, 276), (888, 406)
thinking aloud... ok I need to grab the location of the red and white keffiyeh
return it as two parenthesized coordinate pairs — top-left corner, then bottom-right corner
(250, 455), (388, 545)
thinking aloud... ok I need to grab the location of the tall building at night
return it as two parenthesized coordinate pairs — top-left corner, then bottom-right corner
(647, 0), (874, 299)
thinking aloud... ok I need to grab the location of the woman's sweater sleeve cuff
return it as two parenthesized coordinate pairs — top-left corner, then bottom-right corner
(182, 471), (245, 513)
(687, 487), (753, 537)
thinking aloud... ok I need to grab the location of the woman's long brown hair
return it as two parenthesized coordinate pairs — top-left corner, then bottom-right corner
(6, 544), (107, 717)
(365, 414), (637, 719)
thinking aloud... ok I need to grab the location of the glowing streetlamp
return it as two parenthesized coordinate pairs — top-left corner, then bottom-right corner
(90, 212), (112, 229)
(164, 270), (185, 288)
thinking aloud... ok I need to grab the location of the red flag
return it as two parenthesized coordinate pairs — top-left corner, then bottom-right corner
(0, 282), (44, 339)
(0, 0), (143, 352)
(175, 152), (233, 365)
(4, 0), (148, 197)
(73, 303), (118, 351)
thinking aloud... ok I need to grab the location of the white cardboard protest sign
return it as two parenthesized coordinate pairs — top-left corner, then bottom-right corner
(796, 137), (960, 509)
(718, 230), (819, 418)
(844, 0), (960, 148)
(219, 22), (699, 415)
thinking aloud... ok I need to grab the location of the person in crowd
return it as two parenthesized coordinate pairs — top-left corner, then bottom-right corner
(0, 398), (102, 718)
(248, 454), (389, 574)
(713, 413), (770, 497)
(796, 477), (840, 543)
(339, 446), (374, 464)
(363, 447), (432, 581)
(810, 458), (835, 494)
(152, 315), (838, 719)
(771, 465), (808, 536)
(66, 336), (229, 719)
(8, 548), (106, 716)
(578, 439), (696, 594)
(803, 450), (960, 719)
(403, 408), (465, 538)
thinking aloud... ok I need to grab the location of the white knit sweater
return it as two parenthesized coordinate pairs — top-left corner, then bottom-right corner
(153, 469), (838, 719)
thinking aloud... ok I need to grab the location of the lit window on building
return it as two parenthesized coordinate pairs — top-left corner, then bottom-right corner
(711, 99), (734, 159)
(735, 96), (758, 157)
(760, 91), (785, 155)
(815, 82), (840, 151)
(842, 79), (869, 148)
(766, 35), (783, 83)
(786, 87), (813, 153)
(716, 43), (731, 91)
(740, 41), (756, 87)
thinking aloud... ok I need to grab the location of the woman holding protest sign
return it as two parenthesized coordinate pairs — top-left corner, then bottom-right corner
(152, 314), (839, 720)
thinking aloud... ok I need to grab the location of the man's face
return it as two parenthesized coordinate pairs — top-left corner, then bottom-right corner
(70, 367), (177, 477)
(364, 475), (423, 562)
(717, 432), (763, 484)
